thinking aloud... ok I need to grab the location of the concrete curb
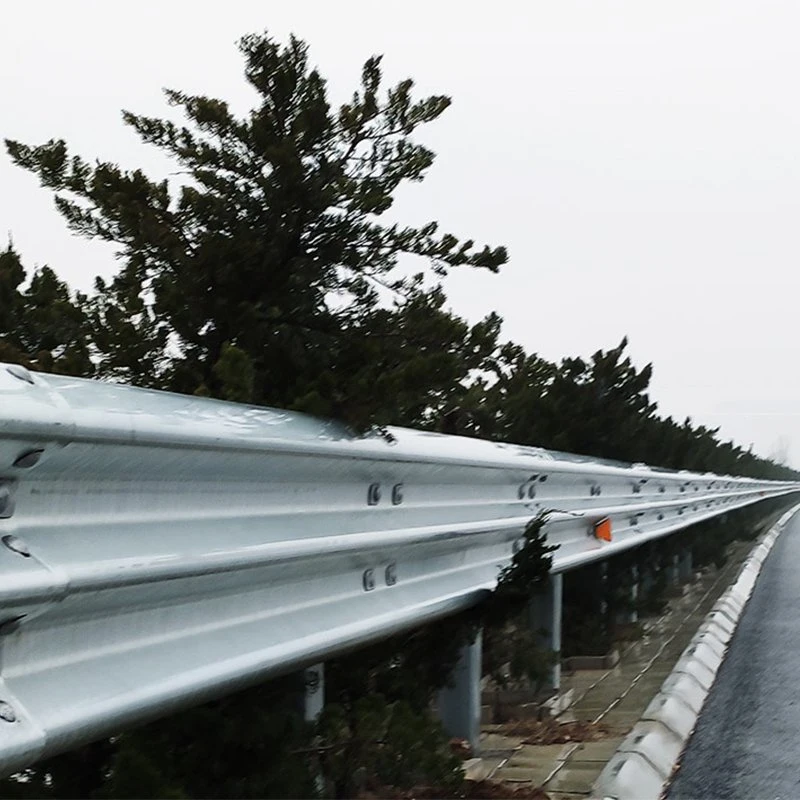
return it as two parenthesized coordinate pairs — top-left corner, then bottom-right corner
(591, 504), (800, 800)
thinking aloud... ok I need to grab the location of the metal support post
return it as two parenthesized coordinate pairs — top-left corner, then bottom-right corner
(437, 630), (483, 753)
(666, 553), (680, 586)
(679, 548), (693, 583)
(302, 662), (325, 722)
(599, 561), (609, 617)
(640, 565), (654, 599)
(624, 565), (639, 623)
(529, 573), (563, 691)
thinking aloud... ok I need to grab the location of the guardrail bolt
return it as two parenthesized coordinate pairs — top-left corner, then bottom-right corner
(0, 615), (25, 636)
(517, 484), (526, 500)
(5, 365), (34, 385)
(0, 701), (16, 723)
(13, 449), (44, 469)
(367, 483), (381, 506)
(527, 485), (536, 499)
(0, 486), (11, 518)
(385, 563), (397, 586)
(362, 569), (375, 591)
(305, 667), (322, 694)
(391, 484), (403, 505)
(590, 484), (601, 496)
(2, 535), (30, 558)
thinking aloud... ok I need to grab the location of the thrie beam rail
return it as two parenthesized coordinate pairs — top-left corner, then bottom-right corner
(0, 363), (796, 775)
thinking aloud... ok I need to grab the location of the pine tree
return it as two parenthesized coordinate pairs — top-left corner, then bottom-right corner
(0, 242), (93, 376)
(6, 31), (506, 430)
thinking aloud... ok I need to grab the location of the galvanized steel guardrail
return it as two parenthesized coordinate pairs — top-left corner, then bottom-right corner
(0, 363), (797, 775)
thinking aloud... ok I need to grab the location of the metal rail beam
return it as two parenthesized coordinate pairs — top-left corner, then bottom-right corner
(0, 363), (796, 775)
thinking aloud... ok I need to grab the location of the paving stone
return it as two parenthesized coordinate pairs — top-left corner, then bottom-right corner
(508, 744), (573, 767)
(495, 765), (552, 784)
(544, 758), (604, 793)
(567, 737), (625, 762)
(479, 732), (523, 753)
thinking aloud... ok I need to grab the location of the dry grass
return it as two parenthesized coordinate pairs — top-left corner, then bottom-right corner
(495, 718), (613, 745)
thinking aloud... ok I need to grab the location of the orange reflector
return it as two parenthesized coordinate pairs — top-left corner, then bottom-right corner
(594, 517), (612, 542)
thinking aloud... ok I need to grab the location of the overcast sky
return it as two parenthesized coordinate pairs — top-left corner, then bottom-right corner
(1, 1), (799, 465)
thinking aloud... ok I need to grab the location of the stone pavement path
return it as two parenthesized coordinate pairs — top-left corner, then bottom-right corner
(469, 540), (756, 798)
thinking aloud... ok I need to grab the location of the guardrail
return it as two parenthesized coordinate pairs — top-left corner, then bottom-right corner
(0, 363), (796, 775)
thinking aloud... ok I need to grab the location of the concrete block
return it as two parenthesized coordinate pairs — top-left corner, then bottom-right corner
(672, 654), (716, 691)
(705, 610), (736, 638)
(719, 591), (746, 613)
(681, 640), (723, 674)
(712, 598), (742, 625)
(615, 720), (684, 779)
(641, 692), (697, 740)
(730, 573), (756, 598)
(691, 626), (727, 658)
(592, 750), (667, 800)
(659, 671), (708, 714)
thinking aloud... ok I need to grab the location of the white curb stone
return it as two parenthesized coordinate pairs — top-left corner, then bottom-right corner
(598, 751), (667, 800)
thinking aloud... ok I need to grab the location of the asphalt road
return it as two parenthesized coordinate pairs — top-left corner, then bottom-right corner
(667, 512), (800, 800)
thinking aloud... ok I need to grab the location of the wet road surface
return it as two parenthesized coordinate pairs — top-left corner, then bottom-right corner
(668, 512), (800, 799)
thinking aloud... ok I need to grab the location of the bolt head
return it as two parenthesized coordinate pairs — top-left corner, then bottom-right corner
(13, 449), (44, 469)
(0, 701), (16, 723)
(6, 365), (34, 385)
(305, 669), (322, 694)
(2, 535), (30, 557)
(362, 568), (375, 591)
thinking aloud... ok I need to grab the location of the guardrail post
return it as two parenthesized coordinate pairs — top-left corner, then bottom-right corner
(624, 565), (639, 623)
(437, 630), (482, 753)
(640, 564), (653, 598)
(302, 663), (325, 722)
(666, 552), (681, 586)
(599, 560), (609, 617)
(679, 548), (693, 583)
(529, 573), (563, 691)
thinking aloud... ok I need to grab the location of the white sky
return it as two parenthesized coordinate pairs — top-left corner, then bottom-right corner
(1, 1), (799, 466)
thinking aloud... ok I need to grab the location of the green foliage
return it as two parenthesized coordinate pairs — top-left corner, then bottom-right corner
(209, 342), (255, 403)
(5, 31), (506, 432)
(451, 335), (798, 481)
(475, 516), (559, 692)
(0, 242), (93, 376)
(317, 696), (461, 798)
(491, 515), (558, 612)
(483, 620), (558, 694)
(101, 676), (318, 799)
